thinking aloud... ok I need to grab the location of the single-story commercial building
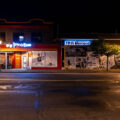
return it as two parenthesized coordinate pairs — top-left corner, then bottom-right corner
(0, 44), (61, 70)
(61, 33), (120, 69)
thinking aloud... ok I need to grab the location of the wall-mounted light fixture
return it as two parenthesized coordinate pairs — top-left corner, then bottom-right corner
(0, 40), (2, 44)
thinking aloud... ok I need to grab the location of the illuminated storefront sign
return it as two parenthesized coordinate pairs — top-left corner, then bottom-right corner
(13, 42), (32, 47)
(64, 39), (93, 46)
(6, 43), (32, 48)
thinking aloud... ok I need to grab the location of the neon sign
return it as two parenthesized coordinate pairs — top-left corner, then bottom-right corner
(6, 43), (32, 48)
(64, 39), (92, 46)
(13, 42), (32, 47)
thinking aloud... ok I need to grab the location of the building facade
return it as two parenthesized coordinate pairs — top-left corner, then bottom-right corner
(0, 18), (61, 70)
(61, 33), (120, 69)
(1, 19), (120, 70)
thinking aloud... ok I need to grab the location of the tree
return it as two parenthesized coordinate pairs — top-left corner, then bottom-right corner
(91, 38), (120, 71)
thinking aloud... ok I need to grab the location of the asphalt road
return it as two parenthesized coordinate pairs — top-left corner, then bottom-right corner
(0, 73), (120, 120)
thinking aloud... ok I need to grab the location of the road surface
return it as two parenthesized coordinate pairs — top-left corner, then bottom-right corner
(0, 73), (120, 120)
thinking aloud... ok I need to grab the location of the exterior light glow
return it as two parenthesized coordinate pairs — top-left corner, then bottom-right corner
(6, 44), (13, 48)
(0, 40), (2, 44)
(19, 36), (24, 39)
(9, 44), (13, 48)
(6, 44), (9, 47)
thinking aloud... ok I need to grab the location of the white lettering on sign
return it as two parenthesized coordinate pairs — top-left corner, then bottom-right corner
(64, 40), (92, 46)
(6, 44), (13, 48)
(6, 43), (32, 48)
(13, 43), (32, 47)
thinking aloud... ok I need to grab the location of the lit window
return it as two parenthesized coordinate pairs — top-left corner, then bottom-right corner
(19, 36), (24, 42)
(13, 33), (24, 42)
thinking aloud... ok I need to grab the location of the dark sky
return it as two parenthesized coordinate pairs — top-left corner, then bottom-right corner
(0, 0), (119, 33)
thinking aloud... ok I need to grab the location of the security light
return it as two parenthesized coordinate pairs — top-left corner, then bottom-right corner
(0, 40), (2, 44)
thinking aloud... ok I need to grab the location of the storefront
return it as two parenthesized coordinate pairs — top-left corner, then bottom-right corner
(62, 38), (120, 69)
(0, 43), (61, 70)
(62, 38), (100, 69)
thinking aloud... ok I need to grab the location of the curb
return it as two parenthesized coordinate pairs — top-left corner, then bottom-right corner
(1, 69), (120, 73)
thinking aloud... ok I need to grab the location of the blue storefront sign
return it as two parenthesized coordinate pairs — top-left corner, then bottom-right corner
(64, 39), (93, 46)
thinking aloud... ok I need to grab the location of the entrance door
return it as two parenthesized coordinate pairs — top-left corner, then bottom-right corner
(22, 55), (27, 69)
(15, 53), (21, 68)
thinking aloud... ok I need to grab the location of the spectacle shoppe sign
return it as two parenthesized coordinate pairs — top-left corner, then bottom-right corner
(6, 42), (32, 48)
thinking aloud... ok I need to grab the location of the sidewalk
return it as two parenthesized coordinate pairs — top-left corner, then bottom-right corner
(1, 69), (120, 73)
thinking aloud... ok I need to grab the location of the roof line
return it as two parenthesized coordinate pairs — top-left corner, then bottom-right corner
(0, 18), (53, 24)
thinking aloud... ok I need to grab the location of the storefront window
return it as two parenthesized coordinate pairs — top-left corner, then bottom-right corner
(7, 53), (13, 69)
(0, 53), (5, 69)
(32, 51), (57, 67)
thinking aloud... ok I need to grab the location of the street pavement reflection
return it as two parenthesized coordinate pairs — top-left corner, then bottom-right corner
(0, 73), (120, 120)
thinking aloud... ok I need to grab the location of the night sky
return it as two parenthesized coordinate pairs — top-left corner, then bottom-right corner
(0, 0), (119, 34)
